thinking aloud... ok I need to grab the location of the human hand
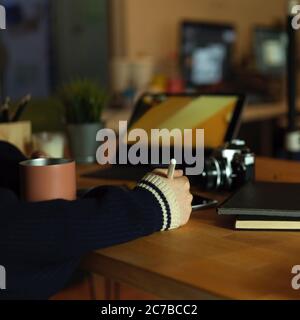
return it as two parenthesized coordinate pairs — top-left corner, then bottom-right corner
(152, 169), (193, 227)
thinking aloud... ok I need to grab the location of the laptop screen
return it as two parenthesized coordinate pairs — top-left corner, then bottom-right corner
(128, 94), (243, 149)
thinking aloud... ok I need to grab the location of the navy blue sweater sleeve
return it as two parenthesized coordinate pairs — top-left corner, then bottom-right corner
(0, 141), (163, 299)
(0, 186), (163, 264)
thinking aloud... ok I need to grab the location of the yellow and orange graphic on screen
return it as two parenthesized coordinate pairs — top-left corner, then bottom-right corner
(128, 96), (238, 148)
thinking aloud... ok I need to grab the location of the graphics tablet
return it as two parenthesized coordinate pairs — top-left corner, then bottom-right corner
(85, 93), (246, 181)
(128, 93), (245, 150)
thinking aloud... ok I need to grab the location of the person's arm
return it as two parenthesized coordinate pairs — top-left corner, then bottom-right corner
(0, 141), (192, 265)
(0, 186), (163, 264)
(0, 169), (192, 265)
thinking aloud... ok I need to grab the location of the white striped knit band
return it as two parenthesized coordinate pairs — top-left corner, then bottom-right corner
(137, 173), (181, 231)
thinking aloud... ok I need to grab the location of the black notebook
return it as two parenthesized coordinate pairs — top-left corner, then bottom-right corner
(218, 182), (300, 218)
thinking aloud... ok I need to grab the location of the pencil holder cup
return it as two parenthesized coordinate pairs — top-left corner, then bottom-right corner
(0, 121), (32, 155)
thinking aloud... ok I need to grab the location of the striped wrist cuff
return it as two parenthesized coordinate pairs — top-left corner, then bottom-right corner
(136, 174), (181, 231)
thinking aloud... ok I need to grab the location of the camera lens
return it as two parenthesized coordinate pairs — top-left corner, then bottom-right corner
(199, 157), (226, 190)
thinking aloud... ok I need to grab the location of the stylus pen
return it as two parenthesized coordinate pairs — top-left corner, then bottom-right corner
(167, 159), (177, 179)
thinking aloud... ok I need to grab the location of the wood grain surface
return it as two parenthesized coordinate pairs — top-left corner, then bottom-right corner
(77, 158), (300, 300)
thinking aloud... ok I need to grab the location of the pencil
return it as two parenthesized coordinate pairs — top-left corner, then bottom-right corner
(12, 94), (31, 122)
(2, 97), (10, 122)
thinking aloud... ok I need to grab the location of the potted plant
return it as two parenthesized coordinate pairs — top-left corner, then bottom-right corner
(59, 79), (108, 163)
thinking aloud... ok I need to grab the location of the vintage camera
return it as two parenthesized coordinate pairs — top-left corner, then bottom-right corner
(199, 140), (255, 191)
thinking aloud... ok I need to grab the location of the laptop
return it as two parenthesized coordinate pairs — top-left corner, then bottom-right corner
(84, 93), (246, 181)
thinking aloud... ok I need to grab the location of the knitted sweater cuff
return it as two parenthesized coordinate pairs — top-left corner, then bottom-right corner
(135, 173), (181, 231)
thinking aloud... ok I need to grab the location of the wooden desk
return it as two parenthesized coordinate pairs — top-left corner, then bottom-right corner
(78, 158), (300, 300)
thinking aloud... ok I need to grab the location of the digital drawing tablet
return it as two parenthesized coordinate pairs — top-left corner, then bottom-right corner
(84, 92), (246, 181)
(128, 93), (245, 150)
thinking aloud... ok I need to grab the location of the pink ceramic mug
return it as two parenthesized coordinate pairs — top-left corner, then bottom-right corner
(20, 158), (76, 202)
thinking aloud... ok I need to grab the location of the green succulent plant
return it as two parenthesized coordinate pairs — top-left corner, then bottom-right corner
(59, 79), (108, 124)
